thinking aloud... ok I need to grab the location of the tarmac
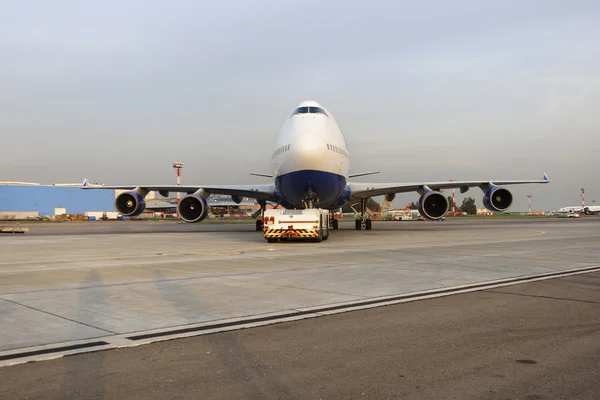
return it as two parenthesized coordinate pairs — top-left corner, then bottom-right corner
(0, 218), (599, 398)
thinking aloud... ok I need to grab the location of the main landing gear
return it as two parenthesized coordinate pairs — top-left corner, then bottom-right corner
(355, 219), (372, 230)
(355, 198), (372, 230)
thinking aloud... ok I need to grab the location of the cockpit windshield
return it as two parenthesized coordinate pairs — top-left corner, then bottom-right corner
(292, 106), (328, 117)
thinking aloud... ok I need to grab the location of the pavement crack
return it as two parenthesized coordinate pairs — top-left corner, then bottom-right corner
(486, 290), (600, 305)
(220, 276), (367, 298)
(0, 296), (117, 334)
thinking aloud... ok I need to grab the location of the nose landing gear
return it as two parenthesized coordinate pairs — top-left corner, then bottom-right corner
(328, 208), (340, 230)
(301, 187), (320, 209)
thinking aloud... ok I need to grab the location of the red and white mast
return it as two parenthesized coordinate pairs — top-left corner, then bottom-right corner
(173, 161), (185, 217)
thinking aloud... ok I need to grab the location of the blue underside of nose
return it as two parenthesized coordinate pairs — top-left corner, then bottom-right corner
(275, 169), (347, 209)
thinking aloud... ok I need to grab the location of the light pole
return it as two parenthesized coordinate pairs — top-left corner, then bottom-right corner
(450, 179), (456, 216)
(526, 195), (532, 214)
(173, 162), (184, 217)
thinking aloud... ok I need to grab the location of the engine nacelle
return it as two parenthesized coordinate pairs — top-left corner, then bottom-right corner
(483, 186), (513, 212)
(231, 195), (242, 204)
(115, 191), (146, 217)
(177, 194), (209, 223)
(418, 190), (449, 220)
(385, 193), (396, 202)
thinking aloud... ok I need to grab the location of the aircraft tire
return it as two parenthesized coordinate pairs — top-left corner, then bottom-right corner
(355, 219), (362, 230)
(365, 219), (372, 230)
(314, 220), (323, 243)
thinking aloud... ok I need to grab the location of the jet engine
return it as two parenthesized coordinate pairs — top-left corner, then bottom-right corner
(177, 194), (209, 223)
(418, 190), (449, 220)
(385, 193), (396, 202)
(115, 191), (146, 217)
(483, 186), (513, 212)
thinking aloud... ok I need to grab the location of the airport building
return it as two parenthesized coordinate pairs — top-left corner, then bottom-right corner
(0, 182), (116, 219)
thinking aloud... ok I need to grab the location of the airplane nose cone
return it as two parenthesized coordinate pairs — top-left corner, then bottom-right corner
(285, 131), (326, 172)
(287, 118), (329, 165)
(293, 132), (322, 153)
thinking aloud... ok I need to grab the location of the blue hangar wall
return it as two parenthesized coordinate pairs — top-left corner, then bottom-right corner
(0, 186), (115, 216)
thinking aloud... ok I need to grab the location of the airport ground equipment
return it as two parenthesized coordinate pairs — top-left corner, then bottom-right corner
(372, 197), (394, 221)
(263, 208), (329, 243)
(0, 226), (29, 234)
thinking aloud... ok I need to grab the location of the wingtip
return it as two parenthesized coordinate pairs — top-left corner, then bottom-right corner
(543, 172), (550, 182)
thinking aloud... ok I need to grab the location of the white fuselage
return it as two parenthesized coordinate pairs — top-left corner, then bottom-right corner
(270, 101), (351, 209)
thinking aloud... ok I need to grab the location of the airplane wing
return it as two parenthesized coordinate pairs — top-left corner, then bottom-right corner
(81, 179), (277, 201)
(348, 171), (380, 178)
(348, 173), (550, 200)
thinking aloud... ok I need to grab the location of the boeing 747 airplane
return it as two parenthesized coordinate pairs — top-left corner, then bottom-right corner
(82, 100), (550, 231)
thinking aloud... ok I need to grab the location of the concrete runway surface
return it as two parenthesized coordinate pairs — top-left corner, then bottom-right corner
(1, 272), (599, 400)
(0, 218), (599, 398)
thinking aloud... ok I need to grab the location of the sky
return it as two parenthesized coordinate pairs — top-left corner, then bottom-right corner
(1, 0), (599, 211)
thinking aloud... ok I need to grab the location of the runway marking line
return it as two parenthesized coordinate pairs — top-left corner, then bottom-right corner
(477, 230), (546, 240)
(0, 245), (275, 267)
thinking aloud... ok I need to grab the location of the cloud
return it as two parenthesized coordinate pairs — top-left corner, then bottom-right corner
(1, 0), (599, 210)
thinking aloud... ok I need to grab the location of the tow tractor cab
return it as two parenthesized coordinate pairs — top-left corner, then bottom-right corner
(263, 209), (330, 243)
